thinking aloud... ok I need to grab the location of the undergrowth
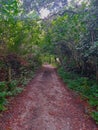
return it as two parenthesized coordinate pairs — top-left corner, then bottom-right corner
(58, 67), (98, 124)
(0, 68), (37, 111)
(0, 80), (23, 111)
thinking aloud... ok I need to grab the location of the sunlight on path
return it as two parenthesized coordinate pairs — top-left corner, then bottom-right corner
(43, 64), (56, 69)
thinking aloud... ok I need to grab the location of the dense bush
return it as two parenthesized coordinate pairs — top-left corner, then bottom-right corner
(44, 0), (98, 81)
(0, 0), (42, 111)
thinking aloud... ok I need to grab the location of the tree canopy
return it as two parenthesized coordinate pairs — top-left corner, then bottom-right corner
(0, 0), (98, 123)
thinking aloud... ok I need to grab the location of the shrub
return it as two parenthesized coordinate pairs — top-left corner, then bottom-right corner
(58, 67), (98, 124)
(7, 80), (18, 91)
(92, 111), (98, 124)
(0, 82), (7, 92)
(0, 92), (8, 111)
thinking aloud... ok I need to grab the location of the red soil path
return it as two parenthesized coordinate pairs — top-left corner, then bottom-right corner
(0, 65), (98, 130)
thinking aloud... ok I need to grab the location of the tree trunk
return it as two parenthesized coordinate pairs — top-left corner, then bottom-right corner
(8, 66), (12, 82)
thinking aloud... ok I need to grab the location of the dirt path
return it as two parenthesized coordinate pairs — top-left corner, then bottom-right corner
(0, 65), (98, 130)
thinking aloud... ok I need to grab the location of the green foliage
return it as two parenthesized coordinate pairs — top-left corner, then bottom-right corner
(92, 111), (98, 124)
(19, 70), (35, 87)
(44, 0), (98, 81)
(88, 84), (98, 109)
(0, 91), (8, 111)
(7, 80), (18, 91)
(58, 67), (77, 82)
(0, 79), (24, 110)
(0, 0), (97, 124)
(89, 96), (98, 107)
(9, 87), (23, 96)
(0, 0), (21, 18)
(58, 67), (98, 123)
(0, 82), (7, 92)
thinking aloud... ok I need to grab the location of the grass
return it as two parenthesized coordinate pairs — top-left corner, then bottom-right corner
(58, 67), (98, 124)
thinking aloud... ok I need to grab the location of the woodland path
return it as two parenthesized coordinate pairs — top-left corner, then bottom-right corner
(0, 65), (98, 130)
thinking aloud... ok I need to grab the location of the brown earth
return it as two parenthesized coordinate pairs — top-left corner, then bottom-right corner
(0, 65), (98, 130)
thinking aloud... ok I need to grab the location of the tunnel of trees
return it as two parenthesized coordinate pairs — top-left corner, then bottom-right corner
(0, 0), (98, 124)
